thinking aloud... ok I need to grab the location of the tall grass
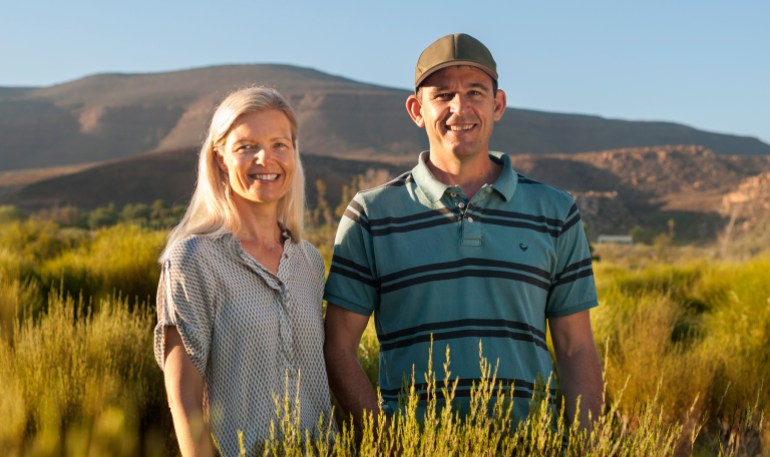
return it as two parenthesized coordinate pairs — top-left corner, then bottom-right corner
(0, 246), (42, 340)
(590, 249), (769, 454)
(0, 291), (169, 455)
(0, 217), (767, 455)
(39, 224), (165, 309)
(256, 344), (728, 456)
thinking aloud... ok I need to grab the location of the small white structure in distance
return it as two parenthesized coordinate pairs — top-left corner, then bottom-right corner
(597, 235), (633, 244)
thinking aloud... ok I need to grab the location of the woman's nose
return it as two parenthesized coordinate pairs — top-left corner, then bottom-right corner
(254, 148), (268, 165)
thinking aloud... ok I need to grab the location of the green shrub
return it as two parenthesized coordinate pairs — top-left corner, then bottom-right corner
(592, 255), (769, 454)
(0, 291), (169, 455)
(0, 247), (42, 341)
(0, 219), (71, 266)
(0, 212), (767, 455)
(39, 224), (165, 308)
(258, 344), (718, 457)
(0, 205), (24, 223)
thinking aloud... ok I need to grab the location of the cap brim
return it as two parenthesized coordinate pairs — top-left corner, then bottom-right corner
(415, 60), (498, 90)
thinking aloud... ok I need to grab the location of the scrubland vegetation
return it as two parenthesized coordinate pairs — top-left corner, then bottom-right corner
(0, 202), (767, 456)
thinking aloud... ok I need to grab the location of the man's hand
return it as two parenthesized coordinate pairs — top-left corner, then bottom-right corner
(324, 303), (381, 426)
(549, 310), (604, 431)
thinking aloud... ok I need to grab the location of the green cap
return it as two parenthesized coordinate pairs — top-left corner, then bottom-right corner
(414, 33), (498, 91)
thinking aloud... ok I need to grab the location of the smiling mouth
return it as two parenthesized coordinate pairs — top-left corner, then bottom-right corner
(251, 173), (279, 181)
(446, 124), (475, 132)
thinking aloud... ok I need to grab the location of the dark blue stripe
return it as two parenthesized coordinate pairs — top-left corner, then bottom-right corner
(380, 318), (546, 344)
(368, 207), (457, 227)
(331, 254), (372, 276)
(380, 258), (551, 284)
(383, 389), (558, 404)
(552, 268), (594, 288)
(328, 264), (379, 289)
(370, 216), (457, 236)
(343, 203), (370, 233)
(566, 202), (578, 219)
(381, 269), (552, 294)
(474, 207), (563, 228)
(561, 212), (581, 233)
(381, 377), (557, 404)
(379, 328), (550, 352)
(382, 173), (409, 188)
(560, 258), (593, 275)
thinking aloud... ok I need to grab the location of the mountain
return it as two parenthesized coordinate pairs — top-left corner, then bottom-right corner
(507, 145), (770, 239)
(3, 64), (769, 244)
(3, 144), (768, 244)
(1, 64), (768, 173)
(0, 147), (408, 213)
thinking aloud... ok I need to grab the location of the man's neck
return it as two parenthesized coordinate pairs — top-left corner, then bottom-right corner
(426, 152), (501, 198)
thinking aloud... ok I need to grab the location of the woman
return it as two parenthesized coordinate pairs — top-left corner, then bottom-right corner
(153, 86), (333, 456)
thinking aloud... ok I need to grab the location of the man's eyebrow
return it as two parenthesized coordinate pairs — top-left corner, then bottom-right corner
(468, 82), (490, 90)
(426, 84), (451, 92)
(427, 82), (490, 92)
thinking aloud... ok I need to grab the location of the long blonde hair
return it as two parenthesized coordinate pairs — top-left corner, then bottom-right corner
(161, 86), (305, 260)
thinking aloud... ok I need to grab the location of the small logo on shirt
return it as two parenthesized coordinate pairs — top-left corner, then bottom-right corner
(519, 243), (529, 251)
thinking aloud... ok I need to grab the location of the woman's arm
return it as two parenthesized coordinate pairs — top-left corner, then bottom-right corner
(163, 326), (215, 457)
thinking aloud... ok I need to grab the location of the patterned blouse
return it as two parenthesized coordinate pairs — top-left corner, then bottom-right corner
(154, 232), (333, 456)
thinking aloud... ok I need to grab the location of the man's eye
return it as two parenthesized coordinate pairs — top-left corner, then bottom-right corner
(436, 93), (452, 100)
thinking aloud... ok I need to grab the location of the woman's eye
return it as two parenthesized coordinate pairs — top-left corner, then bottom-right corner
(235, 144), (255, 153)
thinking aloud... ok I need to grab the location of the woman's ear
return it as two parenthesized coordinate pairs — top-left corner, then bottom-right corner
(214, 149), (228, 174)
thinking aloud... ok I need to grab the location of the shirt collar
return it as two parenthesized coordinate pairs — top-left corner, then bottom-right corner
(411, 150), (518, 203)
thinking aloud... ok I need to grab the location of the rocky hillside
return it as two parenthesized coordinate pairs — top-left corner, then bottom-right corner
(2, 144), (767, 243)
(722, 171), (770, 230)
(512, 145), (770, 239)
(1, 64), (768, 173)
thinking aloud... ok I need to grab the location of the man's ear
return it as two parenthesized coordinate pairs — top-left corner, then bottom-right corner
(405, 94), (425, 127)
(493, 89), (507, 122)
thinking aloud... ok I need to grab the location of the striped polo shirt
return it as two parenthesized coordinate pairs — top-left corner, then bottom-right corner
(324, 151), (597, 422)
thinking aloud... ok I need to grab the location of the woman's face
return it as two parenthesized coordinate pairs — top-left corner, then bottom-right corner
(217, 109), (295, 209)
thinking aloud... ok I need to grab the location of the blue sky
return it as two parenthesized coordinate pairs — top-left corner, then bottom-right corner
(2, 0), (769, 144)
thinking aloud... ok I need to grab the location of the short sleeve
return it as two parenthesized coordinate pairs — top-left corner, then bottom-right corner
(301, 240), (327, 288)
(323, 195), (379, 316)
(546, 201), (598, 318)
(153, 240), (215, 375)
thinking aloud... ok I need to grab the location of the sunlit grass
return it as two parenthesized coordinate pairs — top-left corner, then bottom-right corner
(0, 290), (168, 455)
(0, 217), (767, 455)
(38, 224), (165, 308)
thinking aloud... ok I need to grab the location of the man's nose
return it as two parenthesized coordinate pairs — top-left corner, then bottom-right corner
(449, 94), (467, 112)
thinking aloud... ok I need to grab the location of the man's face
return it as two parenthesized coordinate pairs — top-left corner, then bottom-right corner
(407, 65), (506, 164)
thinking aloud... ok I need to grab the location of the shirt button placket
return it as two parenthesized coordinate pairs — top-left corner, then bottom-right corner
(278, 290), (295, 368)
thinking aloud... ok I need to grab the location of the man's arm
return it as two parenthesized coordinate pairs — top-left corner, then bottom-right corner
(549, 309), (604, 430)
(324, 303), (381, 425)
(163, 326), (215, 457)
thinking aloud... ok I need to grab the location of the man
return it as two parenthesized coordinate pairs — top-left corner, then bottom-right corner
(323, 33), (603, 429)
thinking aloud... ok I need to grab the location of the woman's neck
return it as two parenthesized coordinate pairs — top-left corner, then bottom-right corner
(231, 198), (285, 273)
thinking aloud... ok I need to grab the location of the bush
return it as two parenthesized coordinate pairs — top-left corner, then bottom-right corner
(0, 291), (169, 455)
(39, 224), (165, 308)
